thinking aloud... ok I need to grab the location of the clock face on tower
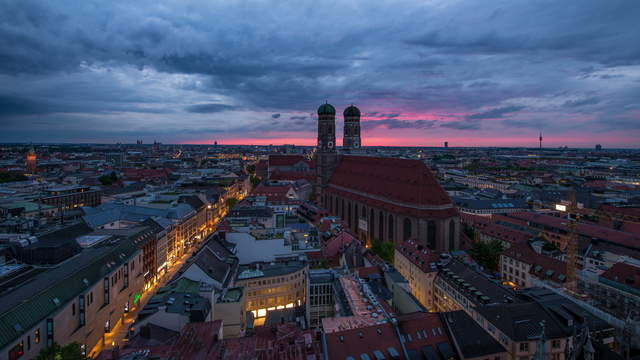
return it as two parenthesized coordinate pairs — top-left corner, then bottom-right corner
(354, 141), (359, 148)
(328, 141), (334, 148)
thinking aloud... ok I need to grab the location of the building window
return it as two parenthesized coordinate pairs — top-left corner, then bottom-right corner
(123, 263), (129, 289)
(34, 329), (40, 344)
(103, 277), (110, 305)
(46, 319), (53, 347)
(379, 212), (384, 240)
(388, 215), (394, 242)
(519, 342), (529, 352)
(427, 221), (436, 249)
(403, 218), (412, 241)
(449, 219), (456, 250)
(552, 339), (561, 349)
(78, 295), (85, 327)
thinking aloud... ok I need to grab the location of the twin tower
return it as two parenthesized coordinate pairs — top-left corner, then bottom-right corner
(315, 102), (362, 193)
(316, 103), (362, 153)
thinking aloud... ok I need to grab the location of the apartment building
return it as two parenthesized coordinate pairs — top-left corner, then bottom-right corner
(234, 260), (307, 326)
(0, 229), (150, 359)
(394, 239), (440, 311)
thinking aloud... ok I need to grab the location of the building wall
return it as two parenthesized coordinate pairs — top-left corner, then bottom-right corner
(2, 249), (145, 360)
(326, 192), (460, 252)
(307, 279), (335, 328)
(41, 190), (101, 210)
(213, 295), (246, 338)
(500, 254), (532, 288)
(394, 249), (437, 311)
(235, 265), (307, 321)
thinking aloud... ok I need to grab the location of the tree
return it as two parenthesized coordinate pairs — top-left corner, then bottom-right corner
(225, 197), (238, 209)
(371, 239), (395, 263)
(98, 171), (118, 186)
(246, 164), (256, 175)
(250, 175), (261, 189)
(35, 342), (87, 360)
(468, 239), (504, 272)
(0, 172), (28, 183)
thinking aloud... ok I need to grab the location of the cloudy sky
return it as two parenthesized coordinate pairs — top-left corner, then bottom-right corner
(1, 0), (639, 147)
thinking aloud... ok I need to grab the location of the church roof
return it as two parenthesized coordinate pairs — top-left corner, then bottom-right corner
(327, 156), (456, 217)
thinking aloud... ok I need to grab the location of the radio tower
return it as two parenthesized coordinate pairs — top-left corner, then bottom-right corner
(539, 132), (543, 149)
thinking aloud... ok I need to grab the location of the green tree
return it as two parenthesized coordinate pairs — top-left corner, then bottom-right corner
(98, 171), (118, 186)
(468, 239), (504, 272)
(35, 342), (87, 360)
(250, 175), (261, 189)
(542, 242), (557, 252)
(225, 197), (238, 209)
(246, 164), (256, 175)
(0, 172), (28, 183)
(371, 239), (395, 263)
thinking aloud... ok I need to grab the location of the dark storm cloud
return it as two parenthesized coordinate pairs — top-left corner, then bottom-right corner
(185, 103), (237, 113)
(0, 94), (63, 116)
(440, 121), (481, 130)
(502, 118), (551, 129)
(362, 118), (437, 130)
(0, 0), (639, 144)
(467, 106), (525, 120)
(563, 97), (600, 108)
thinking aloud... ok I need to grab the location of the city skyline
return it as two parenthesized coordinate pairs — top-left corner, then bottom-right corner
(1, 1), (639, 148)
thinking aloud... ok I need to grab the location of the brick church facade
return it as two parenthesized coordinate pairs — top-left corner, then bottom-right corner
(277, 103), (459, 251)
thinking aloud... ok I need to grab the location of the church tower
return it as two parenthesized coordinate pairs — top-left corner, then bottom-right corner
(342, 105), (361, 152)
(316, 102), (338, 205)
(25, 145), (37, 174)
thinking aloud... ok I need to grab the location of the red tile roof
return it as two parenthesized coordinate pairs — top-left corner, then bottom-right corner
(169, 321), (222, 360)
(508, 212), (640, 249)
(356, 266), (382, 279)
(323, 231), (357, 258)
(600, 262), (640, 290)
(255, 159), (268, 170)
(396, 239), (440, 273)
(324, 322), (405, 360)
(480, 223), (530, 245)
(327, 187), (458, 219)
(502, 243), (568, 284)
(269, 170), (315, 182)
(396, 312), (451, 353)
(600, 204), (640, 219)
(330, 156), (452, 206)
(251, 183), (295, 203)
(219, 323), (322, 360)
(268, 154), (311, 167)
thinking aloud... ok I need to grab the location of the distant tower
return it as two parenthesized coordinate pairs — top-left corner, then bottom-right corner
(214, 140), (218, 146)
(444, 141), (449, 148)
(539, 132), (543, 149)
(25, 145), (37, 174)
(595, 144), (602, 151)
(342, 105), (361, 152)
(316, 102), (338, 206)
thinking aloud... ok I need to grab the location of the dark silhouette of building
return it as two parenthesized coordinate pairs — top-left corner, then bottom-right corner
(25, 146), (37, 174)
(315, 102), (338, 199)
(314, 103), (459, 251)
(342, 105), (361, 152)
